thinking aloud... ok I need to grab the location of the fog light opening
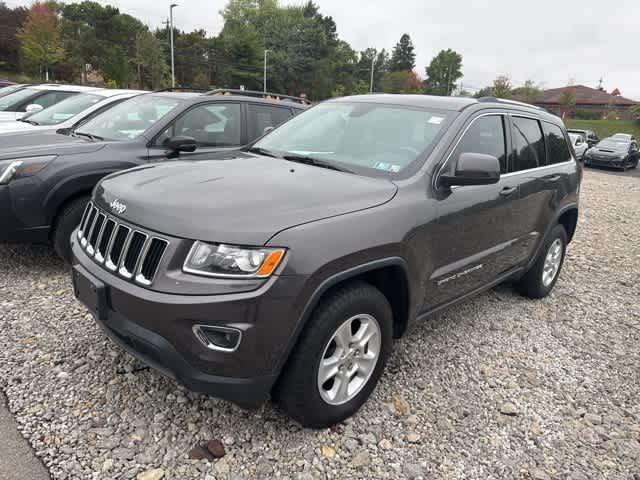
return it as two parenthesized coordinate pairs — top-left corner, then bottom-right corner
(192, 325), (242, 352)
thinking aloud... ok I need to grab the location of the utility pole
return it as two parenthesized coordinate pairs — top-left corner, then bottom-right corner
(446, 64), (452, 96)
(170, 4), (178, 88)
(263, 49), (269, 93)
(370, 55), (376, 93)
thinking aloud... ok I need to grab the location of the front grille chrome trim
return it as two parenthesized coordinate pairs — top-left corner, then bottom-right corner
(76, 204), (169, 287)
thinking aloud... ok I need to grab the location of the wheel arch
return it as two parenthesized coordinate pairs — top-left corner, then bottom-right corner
(272, 257), (411, 386)
(44, 169), (115, 226)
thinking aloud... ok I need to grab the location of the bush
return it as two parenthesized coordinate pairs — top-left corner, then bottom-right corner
(571, 109), (601, 120)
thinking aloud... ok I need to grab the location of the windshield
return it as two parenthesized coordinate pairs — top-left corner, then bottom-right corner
(568, 133), (580, 145)
(76, 95), (179, 141)
(0, 85), (24, 99)
(597, 139), (628, 151)
(27, 93), (103, 126)
(0, 87), (38, 111)
(253, 102), (452, 176)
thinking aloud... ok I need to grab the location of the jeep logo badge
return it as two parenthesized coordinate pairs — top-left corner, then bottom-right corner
(110, 199), (127, 215)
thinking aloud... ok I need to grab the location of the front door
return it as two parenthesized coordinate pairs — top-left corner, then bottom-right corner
(148, 102), (244, 161)
(426, 113), (524, 309)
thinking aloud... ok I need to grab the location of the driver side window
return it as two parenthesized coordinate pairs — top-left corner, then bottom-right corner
(444, 115), (507, 175)
(156, 103), (241, 148)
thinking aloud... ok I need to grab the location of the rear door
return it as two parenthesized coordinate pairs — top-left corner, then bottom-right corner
(428, 113), (524, 308)
(246, 103), (294, 142)
(511, 117), (574, 262)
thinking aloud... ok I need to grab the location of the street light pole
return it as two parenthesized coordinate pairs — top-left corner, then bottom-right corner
(263, 49), (269, 93)
(370, 56), (376, 93)
(170, 4), (178, 88)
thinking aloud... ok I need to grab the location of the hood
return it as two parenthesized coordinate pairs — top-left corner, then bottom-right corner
(94, 154), (398, 245)
(0, 130), (86, 150)
(0, 121), (33, 133)
(0, 138), (104, 160)
(589, 147), (624, 157)
(0, 111), (19, 122)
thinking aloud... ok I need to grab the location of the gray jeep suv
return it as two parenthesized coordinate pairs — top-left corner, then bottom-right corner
(71, 94), (581, 428)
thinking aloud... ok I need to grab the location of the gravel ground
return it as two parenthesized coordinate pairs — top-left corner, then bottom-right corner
(1, 169), (639, 480)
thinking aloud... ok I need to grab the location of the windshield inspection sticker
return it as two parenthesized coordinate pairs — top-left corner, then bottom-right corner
(373, 162), (400, 173)
(428, 116), (444, 125)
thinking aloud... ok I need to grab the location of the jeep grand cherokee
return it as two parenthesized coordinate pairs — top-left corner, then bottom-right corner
(71, 94), (581, 428)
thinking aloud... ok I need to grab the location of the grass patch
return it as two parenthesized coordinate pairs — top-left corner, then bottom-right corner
(565, 119), (640, 140)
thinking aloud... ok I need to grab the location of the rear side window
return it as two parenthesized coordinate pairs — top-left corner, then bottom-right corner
(511, 116), (545, 171)
(446, 115), (507, 174)
(26, 91), (77, 111)
(543, 122), (573, 164)
(247, 104), (292, 141)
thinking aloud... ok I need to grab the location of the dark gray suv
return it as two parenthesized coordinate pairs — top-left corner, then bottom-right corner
(71, 94), (581, 428)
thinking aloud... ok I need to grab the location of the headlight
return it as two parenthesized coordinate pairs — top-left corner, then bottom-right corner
(0, 155), (56, 185)
(183, 242), (286, 278)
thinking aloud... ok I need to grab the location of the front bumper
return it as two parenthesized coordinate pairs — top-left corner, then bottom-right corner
(71, 238), (307, 409)
(0, 184), (49, 243)
(585, 156), (624, 168)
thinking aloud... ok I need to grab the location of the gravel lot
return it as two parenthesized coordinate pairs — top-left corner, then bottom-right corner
(1, 169), (639, 480)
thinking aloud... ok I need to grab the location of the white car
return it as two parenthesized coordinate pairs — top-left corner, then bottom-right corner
(0, 89), (145, 135)
(0, 84), (99, 122)
(569, 132), (589, 160)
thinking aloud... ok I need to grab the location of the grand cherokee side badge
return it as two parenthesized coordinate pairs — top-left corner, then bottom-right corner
(110, 199), (127, 215)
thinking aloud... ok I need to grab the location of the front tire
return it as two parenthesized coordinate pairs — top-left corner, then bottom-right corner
(52, 195), (90, 263)
(516, 224), (567, 299)
(273, 281), (393, 428)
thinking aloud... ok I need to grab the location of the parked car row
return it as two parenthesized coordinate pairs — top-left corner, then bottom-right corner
(1, 90), (581, 428)
(565, 128), (638, 170)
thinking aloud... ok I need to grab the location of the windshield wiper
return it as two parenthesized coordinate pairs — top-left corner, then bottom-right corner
(282, 154), (354, 174)
(246, 146), (282, 158)
(19, 118), (39, 126)
(73, 131), (103, 141)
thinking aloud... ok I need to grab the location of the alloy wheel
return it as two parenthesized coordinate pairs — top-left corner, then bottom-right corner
(317, 314), (381, 405)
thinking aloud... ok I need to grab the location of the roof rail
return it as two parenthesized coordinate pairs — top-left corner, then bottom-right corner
(478, 96), (544, 110)
(154, 87), (209, 93)
(203, 88), (311, 105)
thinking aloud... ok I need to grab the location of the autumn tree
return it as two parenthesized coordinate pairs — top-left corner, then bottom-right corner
(17, 3), (64, 80)
(492, 75), (512, 98)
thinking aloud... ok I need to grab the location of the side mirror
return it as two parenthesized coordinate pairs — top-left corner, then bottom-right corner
(25, 103), (44, 114)
(165, 136), (197, 155)
(439, 152), (501, 188)
(263, 126), (275, 135)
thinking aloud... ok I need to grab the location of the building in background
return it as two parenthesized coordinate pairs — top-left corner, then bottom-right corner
(526, 85), (638, 120)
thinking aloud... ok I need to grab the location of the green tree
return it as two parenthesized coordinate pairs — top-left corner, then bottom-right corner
(389, 33), (415, 71)
(492, 75), (512, 98)
(134, 30), (169, 89)
(424, 48), (463, 96)
(355, 48), (389, 92)
(559, 89), (576, 111)
(631, 104), (640, 122)
(474, 86), (495, 98)
(511, 79), (542, 104)
(17, 3), (65, 79)
(0, 3), (28, 72)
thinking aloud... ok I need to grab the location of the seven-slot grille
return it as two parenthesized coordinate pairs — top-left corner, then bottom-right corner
(77, 202), (169, 286)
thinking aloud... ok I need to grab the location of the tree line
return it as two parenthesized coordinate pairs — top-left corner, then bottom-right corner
(0, 0), (473, 100)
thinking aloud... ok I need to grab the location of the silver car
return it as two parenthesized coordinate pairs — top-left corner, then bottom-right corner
(568, 132), (589, 160)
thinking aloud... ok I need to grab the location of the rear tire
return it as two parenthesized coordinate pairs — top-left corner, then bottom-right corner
(52, 195), (90, 263)
(516, 224), (567, 299)
(273, 281), (393, 428)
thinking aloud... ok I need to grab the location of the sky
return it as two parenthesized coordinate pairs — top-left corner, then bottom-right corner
(6, 0), (640, 99)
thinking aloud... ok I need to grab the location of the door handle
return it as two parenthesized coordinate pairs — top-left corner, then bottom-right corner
(499, 186), (517, 197)
(546, 175), (561, 182)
